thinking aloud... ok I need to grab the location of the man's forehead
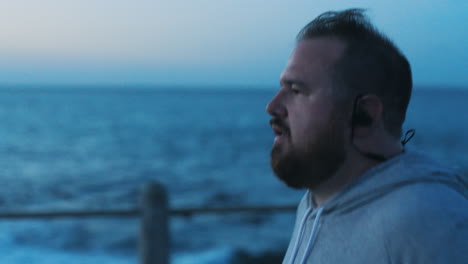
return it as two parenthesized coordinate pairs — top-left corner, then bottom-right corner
(280, 37), (345, 82)
(295, 37), (345, 61)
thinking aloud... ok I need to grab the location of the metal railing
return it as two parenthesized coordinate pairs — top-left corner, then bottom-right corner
(0, 182), (296, 264)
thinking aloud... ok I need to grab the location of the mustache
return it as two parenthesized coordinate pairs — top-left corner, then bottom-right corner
(269, 117), (290, 134)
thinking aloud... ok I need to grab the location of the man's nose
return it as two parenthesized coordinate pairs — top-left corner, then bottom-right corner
(266, 91), (287, 118)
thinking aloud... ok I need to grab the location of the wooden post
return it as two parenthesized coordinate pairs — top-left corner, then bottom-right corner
(139, 182), (169, 264)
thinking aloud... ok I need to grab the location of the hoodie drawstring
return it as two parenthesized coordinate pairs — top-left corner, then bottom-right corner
(300, 207), (324, 264)
(288, 206), (324, 264)
(288, 207), (314, 264)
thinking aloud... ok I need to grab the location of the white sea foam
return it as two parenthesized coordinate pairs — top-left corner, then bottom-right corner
(173, 248), (237, 264)
(0, 247), (134, 264)
(0, 243), (235, 264)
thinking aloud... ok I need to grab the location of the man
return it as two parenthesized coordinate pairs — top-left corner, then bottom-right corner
(267, 8), (467, 264)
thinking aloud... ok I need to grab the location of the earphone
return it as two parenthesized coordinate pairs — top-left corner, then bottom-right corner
(354, 105), (373, 126)
(352, 94), (374, 127)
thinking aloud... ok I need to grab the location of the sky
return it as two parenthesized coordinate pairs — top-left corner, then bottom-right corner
(0, 0), (466, 88)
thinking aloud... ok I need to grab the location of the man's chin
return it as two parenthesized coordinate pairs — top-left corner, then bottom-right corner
(270, 147), (345, 190)
(279, 176), (308, 189)
(271, 148), (310, 189)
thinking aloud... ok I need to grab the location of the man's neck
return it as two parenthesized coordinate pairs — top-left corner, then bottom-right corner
(311, 146), (403, 207)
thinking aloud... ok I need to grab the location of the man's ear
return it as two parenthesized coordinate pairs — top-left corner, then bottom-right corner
(353, 94), (383, 137)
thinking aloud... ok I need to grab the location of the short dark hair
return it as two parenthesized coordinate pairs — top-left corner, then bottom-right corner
(297, 8), (412, 138)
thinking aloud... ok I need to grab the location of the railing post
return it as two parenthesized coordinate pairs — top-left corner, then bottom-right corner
(139, 182), (169, 264)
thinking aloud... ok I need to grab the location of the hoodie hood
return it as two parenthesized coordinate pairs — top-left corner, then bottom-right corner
(307, 149), (467, 214)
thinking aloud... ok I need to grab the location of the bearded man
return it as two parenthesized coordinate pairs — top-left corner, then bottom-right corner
(267, 8), (467, 264)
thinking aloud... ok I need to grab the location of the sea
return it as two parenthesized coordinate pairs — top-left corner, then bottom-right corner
(0, 87), (466, 264)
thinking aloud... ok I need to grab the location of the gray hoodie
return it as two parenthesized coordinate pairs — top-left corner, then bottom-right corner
(283, 150), (467, 264)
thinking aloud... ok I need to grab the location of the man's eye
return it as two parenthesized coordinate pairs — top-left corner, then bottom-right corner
(290, 84), (300, 94)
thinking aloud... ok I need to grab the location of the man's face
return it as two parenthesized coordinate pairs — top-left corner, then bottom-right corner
(266, 37), (349, 189)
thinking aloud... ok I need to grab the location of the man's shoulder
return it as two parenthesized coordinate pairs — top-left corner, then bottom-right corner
(374, 179), (468, 263)
(373, 178), (467, 253)
(371, 150), (466, 220)
(377, 178), (467, 224)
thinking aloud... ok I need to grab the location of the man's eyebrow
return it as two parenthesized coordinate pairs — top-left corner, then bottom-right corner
(280, 79), (306, 87)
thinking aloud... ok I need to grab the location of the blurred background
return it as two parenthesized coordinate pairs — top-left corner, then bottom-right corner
(0, 0), (466, 263)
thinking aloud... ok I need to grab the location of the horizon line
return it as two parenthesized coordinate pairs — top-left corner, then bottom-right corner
(0, 83), (466, 92)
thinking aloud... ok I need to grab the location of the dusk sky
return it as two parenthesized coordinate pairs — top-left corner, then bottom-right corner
(0, 0), (466, 88)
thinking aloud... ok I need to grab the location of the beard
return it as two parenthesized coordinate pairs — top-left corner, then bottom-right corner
(270, 111), (347, 190)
